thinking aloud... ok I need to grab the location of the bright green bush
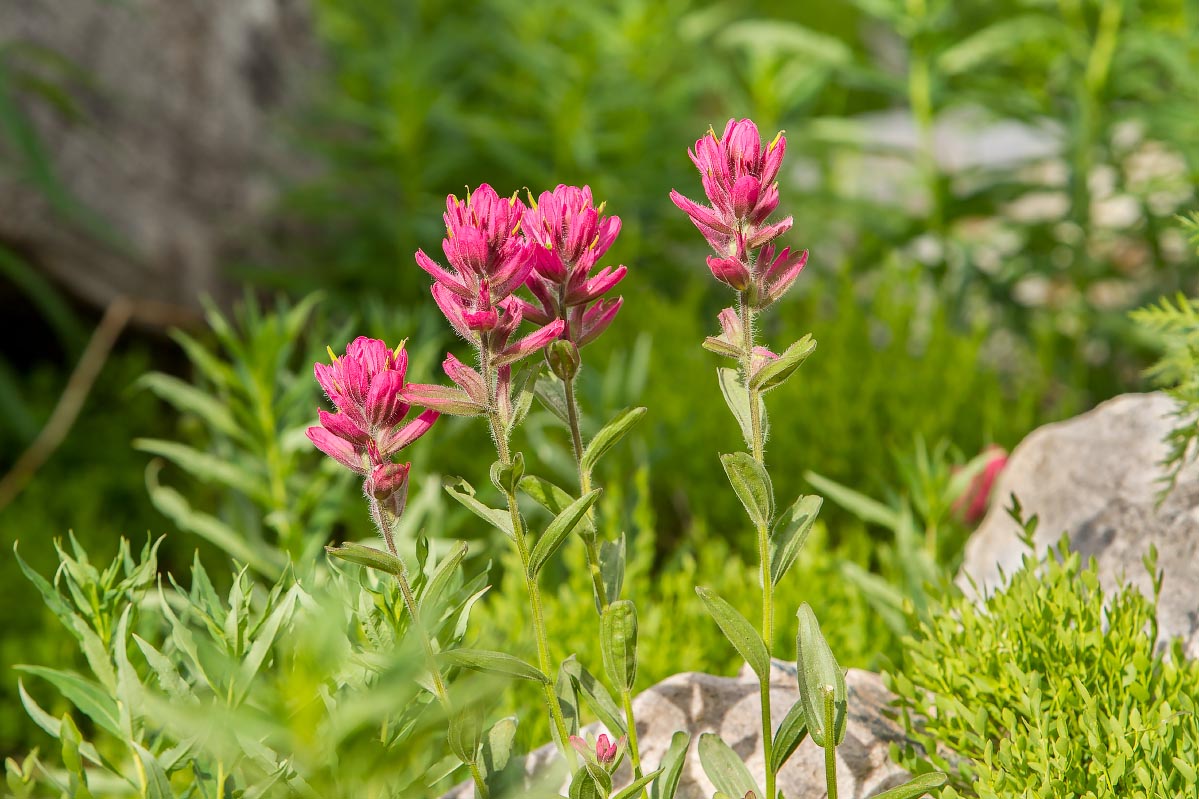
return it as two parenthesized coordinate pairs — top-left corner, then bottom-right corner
(887, 527), (1199, 798)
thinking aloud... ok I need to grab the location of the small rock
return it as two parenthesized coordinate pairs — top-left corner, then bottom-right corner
(958, 392), (1199, 658)
(445, 661), (915, 798)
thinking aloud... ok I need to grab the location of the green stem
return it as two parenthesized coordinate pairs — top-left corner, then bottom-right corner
(481, 342), (575, 767)
(620, 687), (649, 798)
(563, 372), (610, 611)
(824, 690), (838, 799)
(739, 294), (775, 799)
(371, 497), (490, 799)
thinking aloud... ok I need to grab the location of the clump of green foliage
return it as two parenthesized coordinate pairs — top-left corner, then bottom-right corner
(1130, 211), (1199, 495)
(887, 517), (1199, 798)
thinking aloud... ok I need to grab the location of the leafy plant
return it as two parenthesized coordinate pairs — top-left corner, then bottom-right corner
(888, 509), (1199, 798)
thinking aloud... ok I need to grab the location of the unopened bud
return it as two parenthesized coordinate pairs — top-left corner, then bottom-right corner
(367, 461), (410, 501)
(546, 339), (581, 381)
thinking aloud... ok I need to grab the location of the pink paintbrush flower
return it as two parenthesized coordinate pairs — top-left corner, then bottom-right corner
(519, 184), (626, 347)
(307, 337), (440, 474)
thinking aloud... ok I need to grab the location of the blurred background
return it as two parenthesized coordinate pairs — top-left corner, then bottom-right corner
(1, 0), (1196, 759)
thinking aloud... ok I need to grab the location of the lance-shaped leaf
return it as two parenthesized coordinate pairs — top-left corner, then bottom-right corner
(600, 600), (639, 693)
(750, 335), (816, 393)
(717, 367), (767, 449)
(420, 541), (469, 621)
(869, 772), (948, 799)
(651, 731), (690, 799)
(721, 452), (774, 528)
(696, 587), (770, 681)
(561, 655), (625, 735)
(769, 495), (822, 585)
(15, 666), (121, 737)
(519, 476), (596, 538)
(805, 471), (898, 530)
(796, 603), (846, 747)
(528, 489), (602, 578)
(478, 716), (518, 781)
(581, 406), (647, 473)
(439, 649), (548, 684)
(771, 700), (808, 772)
(697, 733), (762, 799)
(505, 361), (541, 436)
(444, 477), (514, 537)
(447, 704), (484, 764)
(599, 534), (626, 611)
(534, 376), (572, 426)
(569, 765), (610, 799)
(490, 452), (526, 495)
(130, 742), (173, 799)
(613, 769), (664, 799)
(325, 542), (404, 576)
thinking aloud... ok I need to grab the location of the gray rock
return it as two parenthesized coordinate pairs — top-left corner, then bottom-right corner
(0, 0), (319, 316)
(958, 392), (1199, 658)
(445, 661), (915, 799)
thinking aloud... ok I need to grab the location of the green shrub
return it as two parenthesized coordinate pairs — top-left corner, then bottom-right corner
(887, 524), (1199, 798)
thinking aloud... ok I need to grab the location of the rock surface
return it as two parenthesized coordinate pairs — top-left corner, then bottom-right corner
(0, 0), (319, 316)
(445, 661), (915, 799)
(958, 391), (1199, 658)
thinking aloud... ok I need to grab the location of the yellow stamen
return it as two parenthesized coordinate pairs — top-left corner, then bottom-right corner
(511, 219), (522, 235)
(326, 345), (339, 363)
(768, 130), (785, 151)
(525, 188), (538, 210)
(590, 233), (600, 250)
(509, 191), (519, 207)
(596, 201), (607, 215)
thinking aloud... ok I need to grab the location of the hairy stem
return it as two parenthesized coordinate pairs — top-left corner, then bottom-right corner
(370, 497), (490, 798)
(620, 687), (648, 795)
(482, 341), (575, 767)
(824, 690), (839, 799)
(563, 372), (610, 610)
(739, 293), (775, 799)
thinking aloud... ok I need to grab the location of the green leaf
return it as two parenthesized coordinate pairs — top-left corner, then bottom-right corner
(235, 587), (299, 703)
(651, 731), (690, 799)
(721, 452), (774, 528)
(612, 769), (664, 799)
(439, 649), (549, 683)
(695, 587), (770, 681)
(805, 471), (899, 530)
(581, 406), (647, 473)
(479, 716), (518, 781)
(771, 701), (808, 773)
(561, 656), (626, 736)
(505, 361), (541, 436)
(325, 542), (404, 576)
(14, 666), (121, 737)
(601, 600), (639, 693)
(528, 489), (602, 578)
(796, 603), (846, 747)
(447, 704), (484, 764)
(135, 373), (241, 440)
(599, 534), (626, 612)
(534, 376), (572, 426)
(420, 541), (469, 621)
(130, 742), (173, 799)
(697, 733), (762, 799)
(444, 477), (514, 537)
(938, 15), (1062, 75)
(60, 714), (92, 799)
(132, 635), (190, 700)
(717, 368), (767, 449)
(518, 476), (596, 538)
(569, 767), (610, 799)
(868, 772), (948, 799)
(556, 661), (581, 741)
(135, 438), (271, 504)
(770, 495), (822, 586)
(749, 335), (816, 393)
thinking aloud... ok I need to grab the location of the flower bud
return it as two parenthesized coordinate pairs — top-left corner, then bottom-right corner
(367, 461), (410, 501)
(546, 339), (581, 381)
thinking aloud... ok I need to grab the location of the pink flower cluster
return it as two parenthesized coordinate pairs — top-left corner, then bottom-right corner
(671, 119), (807, 304)
(569, 733), (624, 767)
(306, 337), (439, 507)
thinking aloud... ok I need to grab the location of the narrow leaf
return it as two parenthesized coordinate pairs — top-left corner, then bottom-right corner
(518, 476), (596, 538)
(697, 733), (762, 799)
(528, 489), (602, 578)
(796, 603), (846, 747)
(804, 471), (899, 530)
(561, 656), (626, 736)
(750, 335), (816, 393)
(581, 406), (647, 473)
(14, 666), (121, 736)
(651, 731), (690, 799)
(325, 542), (404, 576)
(771, 701), (808, 773)
(721, 452), (773, 528)
(868, 772), (947, 799)
(439, 649), (549, 684)
(612, 769), (664, 799)
(696, 587), (769, 681)
(717, 367), (766, 449)
(444, 477), (514, 537)
(600, 600), (639, 693)
(770, 495), (822, 585)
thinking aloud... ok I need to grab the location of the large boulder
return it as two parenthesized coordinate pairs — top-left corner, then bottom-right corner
(958, 392), (1199, 658)
(0, 0), (319, 316)
(445, 661), (915, 799)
